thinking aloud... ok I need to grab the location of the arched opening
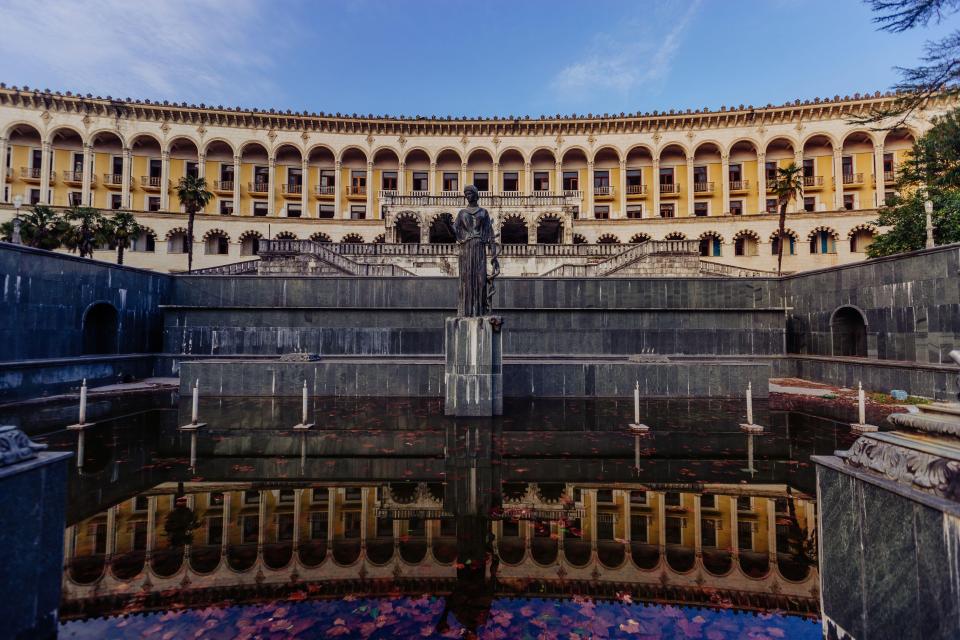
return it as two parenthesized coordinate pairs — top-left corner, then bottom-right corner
(597, 233), (620, 244)
(658, 144), (687, 214)
(275, 230), (297, 240)
(498, 149), (524, 194)
(500, 214), (528, 244)
(168, 137), (201, 210)
(664, 231), (686, 240)
(394, 212), (421, 243)
(530, 148), (557, 193)
(770, 230), (797, 256)
(341, 233), (364, 244)
(809, 228), (837, 254)
(733, 231), (759, 257)
(429, 213), (455, 243)
(630, 233), (650, 244)
(241, 142), (270, 216)
(840, 131), (873, 209)
(82, 302), (119, 355)
(436, 148), (463, 195)
(49, 127), (85, 205)
(801, 135), (834, 207)
(275, 144), (304, 216)
(764, 137), (796, 213)
(692, 143), (721, 203)
(404, 149), (431, 194)
(592, 146), (620, 218)
(308, 145), (337, 208)
(728, 139), (759, 212)
(203, 230), (230, 255)
(849, 226), (875, 253)
(572, 233), (587, 245)
(310, 231), (332, 243)
(240, 231), (262, 256)
(536, 214), (562, 244)
(832, 306), (868, 357)
(466, 148), (493, 192)
(205, 140), (235, 201)
(699, 232), (722, 257)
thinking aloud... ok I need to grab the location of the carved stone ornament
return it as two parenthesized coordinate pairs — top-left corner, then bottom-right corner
(40, 110), (52, 124)
(0, 425), (48, 467)
(840, 435), (960, 501)
(267, 128), (277, 143)
(397, 134), (406, 148)
(160, 121), (171, 134)
(365, 132), (375, 146)
(197, 124), (207, 138)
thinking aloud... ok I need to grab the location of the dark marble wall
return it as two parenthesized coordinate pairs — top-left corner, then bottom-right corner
(816, 459), (960, 639)
(784, 244), (960, 365)
(0, 243), (171, 361)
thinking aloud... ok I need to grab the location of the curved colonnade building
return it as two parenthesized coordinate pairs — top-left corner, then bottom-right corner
(0, 85), (949, 273)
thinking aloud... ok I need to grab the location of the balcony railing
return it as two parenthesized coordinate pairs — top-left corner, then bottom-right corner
(842, 172), (864, 185)
(315, 185), (336, 196)
(248, 181), (269, 194)
(410, 190), (430, 197)
(281, 183), (303, 196)
(883, 170), (896, 182)
(659, 183), (681, 195)
(214, 180), (234, 193)
(693, 181), (714, 194)
(563, 189), (582, 198)
(500, 190), (522, 197)
(20, 167), (41, 181)
(625, 184), (647, 195)
(62, 170), (83, 184)
(103, 173), (125, 188)
(381, 193), (576, 207)
(348, 185), (367, 196)
(140, 176), (165, 190)
(803, 176), (823, 188)
(440, 190), (461, 197)
(593, 186), (614, 196)
(729, 179), (749, 192)
(378, 189), (399, 198)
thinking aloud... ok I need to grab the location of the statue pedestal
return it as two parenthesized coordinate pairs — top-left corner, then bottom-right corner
(444, 316), (503, 417)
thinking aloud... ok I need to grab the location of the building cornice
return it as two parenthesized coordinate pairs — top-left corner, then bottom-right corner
(0, 84), (947, 137)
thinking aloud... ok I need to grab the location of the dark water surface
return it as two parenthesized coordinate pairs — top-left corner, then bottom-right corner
(7, 394), (859, 639)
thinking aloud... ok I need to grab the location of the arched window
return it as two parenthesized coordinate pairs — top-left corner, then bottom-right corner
(240, 231), (262, 256)
(698, 233), (722, 257)
(275, 231), (298, 240)
(831, 306), (868, 357)
(572, 234), (587, 245)
(394, 212), (421, 243)
(849, 226), (875, 253)
(310, 232), (332, 243)
(82, 302), (119, 355)
(341, 233), (364, 243)
(536, 214), (563, 244)
(770, 230), (797, 256)
(597, 234), (620, 244)
(733, 231), (760, 257)
(203, 230), (230, 255)
(500, 215), (528, 244)
(809, 228), (838, 254)
(166, 228), (189, 254)
(429, 213), (455, 243)
(130, 229), (156, 253)
(630, 233), (650, 244)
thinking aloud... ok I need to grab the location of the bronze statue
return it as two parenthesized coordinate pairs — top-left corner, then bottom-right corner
(452, 185), (500, 317)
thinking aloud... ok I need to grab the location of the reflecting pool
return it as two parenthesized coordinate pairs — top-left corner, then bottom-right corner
(9, 394), (861, 638)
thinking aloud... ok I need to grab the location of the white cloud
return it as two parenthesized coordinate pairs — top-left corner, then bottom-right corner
(551, 1), (702, 100)
(0, 0), (298, 105)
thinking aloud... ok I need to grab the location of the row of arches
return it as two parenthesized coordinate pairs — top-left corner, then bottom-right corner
(5, 121), (917, 169)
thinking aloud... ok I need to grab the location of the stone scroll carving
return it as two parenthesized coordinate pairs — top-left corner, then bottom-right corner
(0, 426), (47, 467)
(841, 436), (960, 501)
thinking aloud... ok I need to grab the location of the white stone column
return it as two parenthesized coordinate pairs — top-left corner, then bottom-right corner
(524, 162), (532, 193)
(232, 155), (241, 216)
(81, 143), (93, 206)
(334, 160), (343, 219)
(197, 152), (206, 179)
(766, 498), (777, 561)
(873, 142), (885, 207)
(793, 149), (804, 213)
(461, 162), (467, 191)
(366, 160), (374, 217)
(491, 162), (499, 195)
(833, 148), (844, 210)
(398, 161), (406, 194)
(685, 156), (695, 216)
(585, 161), (594, 219)
(122, 147), (132, 209)
(756, 151), (766, 214)
(721, 153), (730, 215)
(160, 150), (171, 210)
(0, 137), (7, 202)
(652, 158), (661, 218)
(40, 141), (52, 204)
(554, 161), (562, 196)
(729, 496), (739, 558)
(429, 162), (437, 195)
(618, 160), (627, 218)
(692, 495), (702, 557)
(267, 156), (276, 216)
(301, 157), (309, 216)
(655, 492), (666, 552)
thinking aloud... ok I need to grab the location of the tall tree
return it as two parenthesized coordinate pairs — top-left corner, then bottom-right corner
(106, 210), (146, 265)
(769, 163), (804, 275)
(175, 175), (213, 273)
(63, 206), (108, 258)
(868, 107), (960, 255)
(865, 0), (960, 123)
(0, 204), (68, 249)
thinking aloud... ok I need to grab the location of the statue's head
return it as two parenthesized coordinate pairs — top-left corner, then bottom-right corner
(463, 184), (479, 204)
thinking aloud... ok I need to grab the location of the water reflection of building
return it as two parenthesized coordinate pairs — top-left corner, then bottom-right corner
(63, 481), (818, 617)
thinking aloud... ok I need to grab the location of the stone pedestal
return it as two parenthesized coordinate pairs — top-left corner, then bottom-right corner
(444, 316), (503, 417)
(0, 448), (72, 639)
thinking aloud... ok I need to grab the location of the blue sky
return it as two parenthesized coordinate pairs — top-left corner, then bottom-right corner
(0, 0), (953, 117)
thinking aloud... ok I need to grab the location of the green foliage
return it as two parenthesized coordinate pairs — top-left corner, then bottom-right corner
(769, 163), (804, 275)
(105, 210), (146, 265)
(63, 206), (109, 258)
(868, 108), (960, 256)
(0, 205), (70, 249)
(175, 175), (214, 273)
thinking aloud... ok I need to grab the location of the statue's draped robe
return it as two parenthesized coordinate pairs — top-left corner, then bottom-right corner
(453, 207), (494, 317)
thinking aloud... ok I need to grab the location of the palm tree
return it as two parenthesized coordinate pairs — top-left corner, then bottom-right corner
(0, 204), (68, 249)
(64, 206), (108, 258)
(769, 163), (804, 276)
(175, 175), (213, 273)
(107, 210), (145, 265)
